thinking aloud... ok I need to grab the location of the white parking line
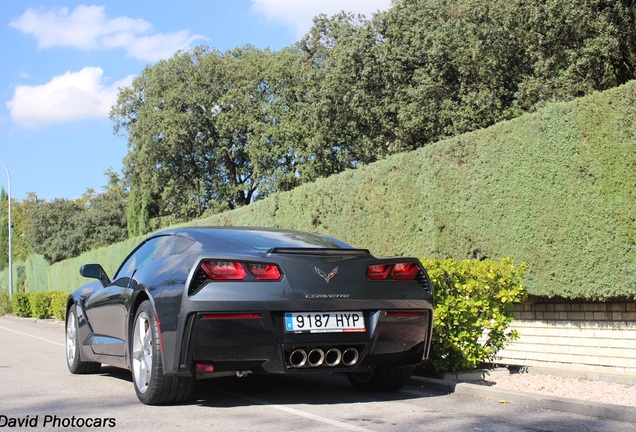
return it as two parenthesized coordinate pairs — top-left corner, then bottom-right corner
(230, 392), (375, 432)
(0, 325), (65, 347)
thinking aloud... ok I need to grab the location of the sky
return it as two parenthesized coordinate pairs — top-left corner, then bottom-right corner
(1, 0), (392, 201)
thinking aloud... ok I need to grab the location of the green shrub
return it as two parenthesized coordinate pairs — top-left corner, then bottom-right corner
(28, 292), (51, 319)
(422, 257), (527, 372)
(48, 291), (69, 321)
(0, 290), (12, 315)
(3, 291), (67, 320)
(12, 292), (31, 317)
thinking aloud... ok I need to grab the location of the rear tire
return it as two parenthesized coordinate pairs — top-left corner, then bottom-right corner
(131, 300), (193, 405)
(66, 304), (101, 374)
(348, 364), (415, 392)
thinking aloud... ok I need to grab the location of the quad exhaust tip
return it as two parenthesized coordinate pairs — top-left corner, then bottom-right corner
(289, 347), (359, 368)
(342, 348), (359, 367)
(325, 348), (342, 367)
(290, 349), (308, 368)
(307, 349), (325, 367)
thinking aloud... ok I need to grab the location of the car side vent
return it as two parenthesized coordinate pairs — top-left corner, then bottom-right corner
(416, 269), (433, 293)
(188, 267), (209, 296)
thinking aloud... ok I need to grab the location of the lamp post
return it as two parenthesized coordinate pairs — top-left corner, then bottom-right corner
(0, 160), (12, 300)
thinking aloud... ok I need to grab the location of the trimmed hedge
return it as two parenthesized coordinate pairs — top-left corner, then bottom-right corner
(8, 81), (636, 299)
(190, 81), (636, 299)
(47, 238), (140, 294)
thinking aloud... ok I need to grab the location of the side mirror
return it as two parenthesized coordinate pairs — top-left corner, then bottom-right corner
(79, 264), (111, 288)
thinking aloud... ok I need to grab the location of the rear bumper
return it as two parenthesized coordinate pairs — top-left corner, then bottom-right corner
(167, 306), (433, 376)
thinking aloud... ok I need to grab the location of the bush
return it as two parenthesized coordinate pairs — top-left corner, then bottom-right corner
(0, 290), (11, 315)
(48, 291), (69, 321)
(28, 292), (51, 319)
(12, 292), (31, 317)
(422, 257), (527, 372)
(4, 291), (68, 320)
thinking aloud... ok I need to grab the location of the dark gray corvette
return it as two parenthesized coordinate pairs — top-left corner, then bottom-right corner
(65, 227), (434, 404)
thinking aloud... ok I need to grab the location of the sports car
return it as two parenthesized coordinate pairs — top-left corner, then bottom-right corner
(65, 227), (434, 404)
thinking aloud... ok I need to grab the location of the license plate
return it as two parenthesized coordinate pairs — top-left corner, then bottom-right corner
(284, 312), (365, 333)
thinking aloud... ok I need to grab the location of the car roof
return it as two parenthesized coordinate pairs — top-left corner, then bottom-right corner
(153, 226), (354, 252)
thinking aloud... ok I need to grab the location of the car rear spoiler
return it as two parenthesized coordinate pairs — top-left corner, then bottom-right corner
(268, 248), (371, 256)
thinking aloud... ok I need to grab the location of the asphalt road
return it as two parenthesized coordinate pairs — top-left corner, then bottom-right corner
(0, 315), (633, 432)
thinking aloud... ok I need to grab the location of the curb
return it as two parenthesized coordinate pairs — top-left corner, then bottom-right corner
(411, 375), (636, 423)
(1, 314), (64, 325)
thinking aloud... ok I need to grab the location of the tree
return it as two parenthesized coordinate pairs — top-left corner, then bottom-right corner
(294, 13), (404, 175)
(513, 0), (636, 110)
(25, 173), (128, 263)
(76, 172), (128, 250)
(11, 192), (41, 262)
(111, 45), (300, 234)
(27, 198), (85, 263)
(110, 0), (636, 233)
(296, 0), (636, 153)
(0, 188), (32, 269)
(369, 0), (536, 145)
(372, 0), (636, 145)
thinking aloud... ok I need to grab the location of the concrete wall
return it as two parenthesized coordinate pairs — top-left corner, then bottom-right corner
(495, 296), (636, 379)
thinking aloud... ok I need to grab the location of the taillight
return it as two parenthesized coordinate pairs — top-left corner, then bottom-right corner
(391, 262), (420, 280)
(247, 263), (282, 281)
(199, 260), (282, 281)
(367, 262), (420, 281)
(201, 261), (247, 280)
(366, 264), (392, 280)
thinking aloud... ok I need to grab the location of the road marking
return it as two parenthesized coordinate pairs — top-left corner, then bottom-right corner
(229, 392), (374, 432)
(0, 325), (65, 347)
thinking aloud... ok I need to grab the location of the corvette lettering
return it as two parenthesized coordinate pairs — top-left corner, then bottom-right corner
(306, 294), (350, 298)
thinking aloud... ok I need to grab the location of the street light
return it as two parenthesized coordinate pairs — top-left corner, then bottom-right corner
(0, 160), (11, 300)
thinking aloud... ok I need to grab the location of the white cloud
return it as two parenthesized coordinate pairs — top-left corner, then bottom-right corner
(9, 5), (203, 62)
(124, 31), (203, 62)
(250, 0), (392, 38)
(6, 67), (135, 128)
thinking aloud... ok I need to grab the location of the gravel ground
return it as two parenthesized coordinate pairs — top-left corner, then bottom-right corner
(466, 372), (636, 407)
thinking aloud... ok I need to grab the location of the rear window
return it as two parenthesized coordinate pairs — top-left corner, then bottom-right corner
(205, 229), (352, 251)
